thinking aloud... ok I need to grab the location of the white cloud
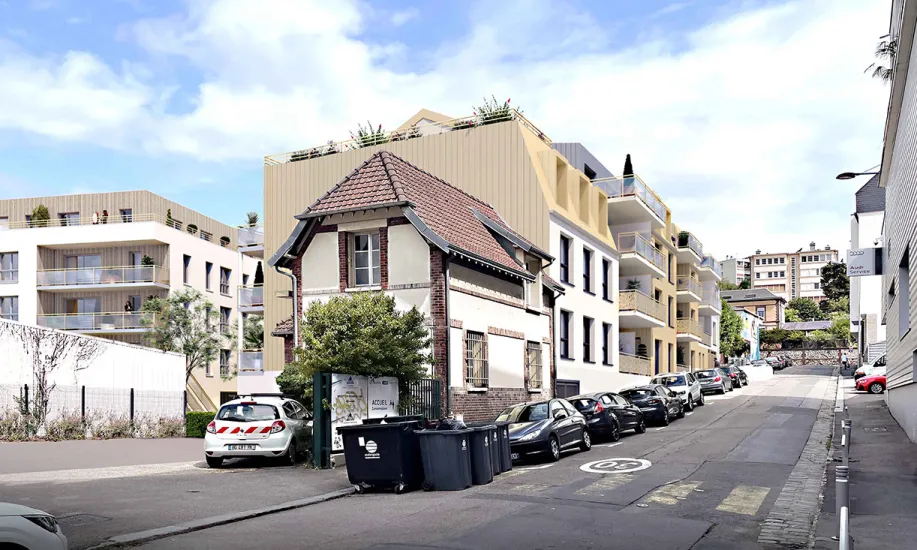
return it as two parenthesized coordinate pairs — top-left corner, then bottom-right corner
(0, 0), (891, 259)
(67, 16), (89, 25)
(389, 7), (418, 26)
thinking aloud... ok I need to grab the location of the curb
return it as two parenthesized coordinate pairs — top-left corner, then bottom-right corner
(85, 486), (355, 549)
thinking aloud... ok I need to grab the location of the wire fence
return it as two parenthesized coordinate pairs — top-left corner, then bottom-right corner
(0, 384), (184, 423)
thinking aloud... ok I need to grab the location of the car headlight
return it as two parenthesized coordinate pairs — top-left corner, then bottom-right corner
(518, 431), (541, 442)
(24, 515), (58, 534)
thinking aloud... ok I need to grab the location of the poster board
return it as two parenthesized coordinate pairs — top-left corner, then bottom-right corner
(330, 374), (399, 451)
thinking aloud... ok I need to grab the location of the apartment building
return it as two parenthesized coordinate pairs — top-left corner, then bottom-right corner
(722, 289), (786, 329)
(748, 243), (839, 302)
(720, 256), (751, 286)
(0, 191), (261, 410)
(850, 174), (886, 363)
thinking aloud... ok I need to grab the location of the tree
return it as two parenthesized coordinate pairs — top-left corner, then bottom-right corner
(787, 298), (826, 321)
(254, 261), (264, 286)
(821, 262), (849, 302)
(718, 281), (740, 290)
(865, 38), (897, 83)
(243, 316), (264, 350)
(31, 204), (50, 227)
(623, 154), (634, 177)
(821, 295), (849, 315)
(738, 279), (751, 289)
(140, 288), (235, 382)
(719, 298), (745, 357)
(828, 312), (852, 345)
(785, 308), (801, 322)
(245, 212), (259, 227)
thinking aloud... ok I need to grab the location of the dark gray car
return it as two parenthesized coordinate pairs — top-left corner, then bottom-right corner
(695, 368), (733, 394)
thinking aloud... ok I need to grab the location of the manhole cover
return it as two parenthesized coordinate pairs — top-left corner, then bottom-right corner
(864, 427), (888, 432)
(58, 514), (110, 526)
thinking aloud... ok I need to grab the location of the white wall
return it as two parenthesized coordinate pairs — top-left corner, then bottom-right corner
(389, 225), (430, 285)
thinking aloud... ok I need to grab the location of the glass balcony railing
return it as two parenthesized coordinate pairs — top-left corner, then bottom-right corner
(702, 287), (722, 312)
(238, 226), (264, 247)
(239, 285), (264, 308)
(677, 232), (704, 258)
(593, 175), (667, 222)
(676, 277), (704, 299)
(619, 353), (653, 376)
(619, 290), (666, 322)
(37, 265), (166, 287)
(37, 312), (146, 331)
(701, 255), (723, 278)
(240, 350), (263, 372)
(617, 233), (666, 271)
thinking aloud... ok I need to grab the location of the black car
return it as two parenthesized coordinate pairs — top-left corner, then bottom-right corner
(496, 399), (592, 463)
(568, 394), (646, 441)
(724, 366), (748, 388)
(618, 385), (684, 426)
(577, 392), (648, 437)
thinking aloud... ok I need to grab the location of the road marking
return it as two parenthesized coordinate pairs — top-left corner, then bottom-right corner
(716, 485), (771, 516)
(0, 462), (198, 486)
(580, 458), (651, 474)
(655, 427), (667, 431)
(519, 464), (555, 470)
(685, 412), (693, 416)
(577, 473), (634, 495)
(604, 442), (623, 448)
(646, 481), (702, 505)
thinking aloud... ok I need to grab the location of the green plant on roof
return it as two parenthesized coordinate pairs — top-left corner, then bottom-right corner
(352, 121), (389, 148)
(475, 95), (517, 125)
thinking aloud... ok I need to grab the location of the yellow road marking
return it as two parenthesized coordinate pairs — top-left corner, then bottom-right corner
(645, 481), (701, 505)
(716, 485), (771, 516)
(577, 474), (634, 496)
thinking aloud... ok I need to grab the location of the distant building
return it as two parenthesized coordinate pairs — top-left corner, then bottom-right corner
(849, 174), (886, 363)
(720, 257), (751, 286)
(733, 308), (763, 360)
(748, 243), (839, 302)
(722, 289), (786, 329)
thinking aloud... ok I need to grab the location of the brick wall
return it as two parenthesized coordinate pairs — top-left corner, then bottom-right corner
(338, 232), (348, 292)
(429, 249), (449, 415)
(379, 226), (389, 290)
(451, 387), (551, 422)
(283, 335), (294, 364)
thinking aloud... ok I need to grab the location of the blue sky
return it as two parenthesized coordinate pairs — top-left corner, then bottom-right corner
(0, 0), (891, 258)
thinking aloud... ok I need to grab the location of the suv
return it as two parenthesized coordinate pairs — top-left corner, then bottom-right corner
(649, 371), (705, 411)
(204, 394), (311, 468)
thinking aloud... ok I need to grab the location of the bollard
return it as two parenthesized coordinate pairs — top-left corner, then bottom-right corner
(839, 506), (854, 550)
(836, 465), (850, 538)
(842, 420), (852, 467)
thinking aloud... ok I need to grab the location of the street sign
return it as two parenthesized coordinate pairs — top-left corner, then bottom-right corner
(847, 248), (882, 277)
(580, 458), (652, 474)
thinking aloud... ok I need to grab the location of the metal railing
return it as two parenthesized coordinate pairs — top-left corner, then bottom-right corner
(238, 226), (264, 247)
(677, 231), (704, 258)
(593, 174), (667, 221)
(619, 290), (666, 322)
(239, 285), (264, 308)
(37, 265), (167, 287)
(617, 232), (666, 271)
(264, 109), (550, 165)
(37, 311), (146, 331)
(676, 276), (704, 299)
(701, 255), (723, 278)
(0, 213), (233, 246)
(239, 350), (263, 372)
(619, 353), (653, 376)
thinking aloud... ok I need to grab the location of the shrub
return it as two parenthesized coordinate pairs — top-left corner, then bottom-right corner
(45, 411), (86, 441)
(0, 409), (29, 441)
(154, 416), (186, 438)
(91, 413), (134, 439)
(186, 411), (215, 438)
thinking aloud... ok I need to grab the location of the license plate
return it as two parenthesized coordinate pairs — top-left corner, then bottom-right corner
(511, 453), (520, 460)
(228, 444), (256, 451)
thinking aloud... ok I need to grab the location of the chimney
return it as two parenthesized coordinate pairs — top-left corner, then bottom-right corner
(755, 249), (761, 254)
(809, 241), (816, 251)
(825, 245), (830, 251)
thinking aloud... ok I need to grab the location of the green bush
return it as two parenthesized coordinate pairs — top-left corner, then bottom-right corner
(186, 411), (215, 438)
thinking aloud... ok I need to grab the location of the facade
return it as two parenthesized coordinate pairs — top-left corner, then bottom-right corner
(720, 256), (751, 286)
(269, 152), (558, 421)
(733, 308), (762, 361)
(722, 289), (786, 329)
(748, 244), (839, 302)
(0, 191), (261, 410)
(850, 174), (887, 364)
(878, 0), (917, 442)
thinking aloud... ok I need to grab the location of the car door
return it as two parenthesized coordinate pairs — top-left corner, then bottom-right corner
(657, 386), (675, 416)
(610, 394), (636, 429)
(600, 394), (621, 427)
(685, 373), (699, 401)
(281, 401), (302, 449)
(291, 401), (311, 442)
(561, 399), (585, 442)
(549, 400), (574, 447)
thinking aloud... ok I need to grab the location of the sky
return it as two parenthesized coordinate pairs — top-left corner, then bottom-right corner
(0, 0), (892, 261)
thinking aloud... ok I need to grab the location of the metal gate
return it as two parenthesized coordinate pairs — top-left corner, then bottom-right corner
(403, 379), (442, 420)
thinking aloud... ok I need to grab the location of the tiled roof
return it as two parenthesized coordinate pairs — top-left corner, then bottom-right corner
(855, 173), (885, 214)
(271, 316), (294, 336)
(302, 153), (408, 216)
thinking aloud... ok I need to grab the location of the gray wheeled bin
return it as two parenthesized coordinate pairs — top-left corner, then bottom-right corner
(337, 421), (423, 494)
(493, 421), (513, 473)
(416, 429), (472, 491)
(467, 422), (501, 475)
(469, 425), (494, 485)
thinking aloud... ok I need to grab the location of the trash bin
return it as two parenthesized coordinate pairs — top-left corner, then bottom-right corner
(467, 422), (501, 475)
(362, 415), (424, 426)
(416, 429), (472, 491)
(469, 425), (495, 485)
(493, 421), (513, 473)
(337, 421), (424, 494)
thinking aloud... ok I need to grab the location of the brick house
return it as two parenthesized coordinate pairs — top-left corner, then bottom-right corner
(269, 151), (563, 421)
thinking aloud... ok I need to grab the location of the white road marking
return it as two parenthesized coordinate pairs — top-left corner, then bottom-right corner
(580, 458), (651, 474)
(0, 462), (198, 486)
(604, 442), (623, 448)
(519, 464), (555, 470)
(685, 412), (694, 416)
(716, 485), (771, 516)
(646, 481), (702, 505)
(655, 427), (667, 431)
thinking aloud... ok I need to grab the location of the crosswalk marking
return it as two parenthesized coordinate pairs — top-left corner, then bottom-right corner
(645, 481), (701, 505)
(577, 474), (634, 496)
(715, 485), (771, 516)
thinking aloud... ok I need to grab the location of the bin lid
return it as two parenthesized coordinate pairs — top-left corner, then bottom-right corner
(470, 424), (496, 431)
(415, 429), (470, 436)
(337, 422), (415, 432)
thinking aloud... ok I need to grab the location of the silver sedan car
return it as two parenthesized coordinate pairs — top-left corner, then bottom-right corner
(0, 502), (68, 549)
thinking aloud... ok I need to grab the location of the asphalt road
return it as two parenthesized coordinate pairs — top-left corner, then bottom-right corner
(136, 364), (835, 550)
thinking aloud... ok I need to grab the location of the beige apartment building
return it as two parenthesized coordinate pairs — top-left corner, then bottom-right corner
(0, 191), (263, 410)
(748, 242), (839, 302)
(722, 289), (786, 329)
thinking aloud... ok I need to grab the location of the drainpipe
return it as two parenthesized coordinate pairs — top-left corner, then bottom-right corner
(443, 255), (451, 416)
(274, 264), (299, 348)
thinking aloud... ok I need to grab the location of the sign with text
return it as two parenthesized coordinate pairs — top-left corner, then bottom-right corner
(847, 248), (883, 277)
(330, 374), (399, 451)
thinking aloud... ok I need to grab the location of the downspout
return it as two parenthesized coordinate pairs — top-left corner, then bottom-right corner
(443, 255), (451, 415)
(274, 264), (299, 348)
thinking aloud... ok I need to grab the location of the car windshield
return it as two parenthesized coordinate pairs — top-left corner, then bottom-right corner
(620, 389), (654, 399)
(570, 399), (595, 411)
(496, 403), (549, 422)
(217, 404), (279, 422)
(654, 375), (685, 387)
(696, 370), (717, 379)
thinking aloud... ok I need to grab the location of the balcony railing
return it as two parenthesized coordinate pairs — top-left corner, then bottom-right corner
(619, 353), (653, 376)
(702, 287), (722, 312)
(701, 255), (723, 278)
(677, 231), (704, 259)
(264, 109), (550, 165)
(619, 290), (666, 322)
(37, 312), (146, 331)
(0, 213), (233, 246)
(239, 285), (264, 308)
(617, 233), (666, 271)
(593, 175), (667, 222)
(677, 318), (710, 346)
(240, 350), (263, 372)
(676, 277), (704, 299)
(238, 226), (264, 247)
(37, 265), (167, 287)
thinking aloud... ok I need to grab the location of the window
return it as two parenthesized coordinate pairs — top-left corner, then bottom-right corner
(59, 212), (79, 226)
(559, 235), (571, 284)
(524, 257), (542, 310)
(583, 316), (594, 362)
(242, 273), (249, 286)
(555, 380), (580, 398)
(65, 297), (100, 314)
(183, 255), (191, 284)
(465, 331), (488, 388)
(220, 350), (230, 377)
(814, 282), (820, 290)
(205, 359), (212, 377)
(756, 259), (760, 265)
(550, 400), (566, 418)
(220, 306), (231, 333)
(602, 323), (612, 365)
(756, 273), (760, 279)
(200, 230), (213, 242)
(602, 258), (611, 301)
(23, 215), (31, 227)
(756, 306), (766, 319)
(583, 247), (593, 293)
(0, 296), (18, 321)
(0, 252), (18, 283)
(669, 253), (675, 284)
(900, 247), (910, 339)
(525, 341), (543, 390)
(120, 209), (133, 223)
(668, 297), (674, 327)
(560, 310), (572, 359)
(583, 164), (597, 181)
(128, 295), (142, 312)
(205, 262), (213, 291)
(351, 232), (381, 287)
(780, 258), (785, 264)
(780, 271), (785, 277)
(220, 267), (231, 295)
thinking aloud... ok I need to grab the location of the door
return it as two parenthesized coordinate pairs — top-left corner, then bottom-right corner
(655, 339), (662, 374)
(549, 400), (575, 447)
(282, 401), (302, 451)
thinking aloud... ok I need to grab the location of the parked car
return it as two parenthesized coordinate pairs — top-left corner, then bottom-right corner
(855, 354), (887, 380)
(497, 399), (591, 462)
(724, 365), (748, 388)
(204, 394), (312, 468)
(765, 357), (784, 371)
(695, 368), (732, 394)
(573, 392), (647, 438)
(856, 372), (886, 394)
(619, 385), (684, 426)
(0, 502), (68, 550)
(650, 372), (705, 410)
(568, 396), (620, 441)
(782, 355), (794, 367)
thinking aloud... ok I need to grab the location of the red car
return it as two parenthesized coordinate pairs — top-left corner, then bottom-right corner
(856, 374), (886, 394)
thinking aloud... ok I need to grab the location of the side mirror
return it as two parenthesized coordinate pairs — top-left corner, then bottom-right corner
(553, 410), (566, 420)
(669, 391), (677, 398)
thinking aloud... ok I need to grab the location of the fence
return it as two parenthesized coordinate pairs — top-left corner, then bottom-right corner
(403, 379), (442, 420)
(0, 383), (184, 424)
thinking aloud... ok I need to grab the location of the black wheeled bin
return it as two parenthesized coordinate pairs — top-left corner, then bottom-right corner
(494, 421), (513, 473)
(363, 415), (424, 425)
(468, 425), (495, 485)
(467, 422), (501, 475)
(416, 429), (472, 491)
(337, 421), (423, 494)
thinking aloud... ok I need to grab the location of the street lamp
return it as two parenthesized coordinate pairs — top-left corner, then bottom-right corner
(836, 164), (881, 180)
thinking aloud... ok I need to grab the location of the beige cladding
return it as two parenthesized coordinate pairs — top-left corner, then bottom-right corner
(37, 244), (170, 271)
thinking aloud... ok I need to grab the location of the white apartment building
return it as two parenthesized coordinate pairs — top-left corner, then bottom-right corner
(720, 256), (751, 286)
(850, 174), (886, 363)
(749, 243), (839, 302)
(0, 191), (261, 410)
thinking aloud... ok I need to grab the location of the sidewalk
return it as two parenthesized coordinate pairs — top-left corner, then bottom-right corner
(814, 378), (917, 549)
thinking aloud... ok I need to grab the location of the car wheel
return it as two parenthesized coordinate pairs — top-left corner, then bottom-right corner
(719, 384), (726, 395)
(869, 383), (885, 394)
(660, 412), (670, 426)
(635, 418), (647, 434)
(685, 398), (694, 412)
(282, 439), (297, 466)
(735, 379), (742, 389)
(206, 456), (223, 468)
(548, 435), (561, 462)
(698, 393), (705, 406)
(677, 403), (686, 419)
(609, 421), (621, 442)
(580, 429), (592, 452)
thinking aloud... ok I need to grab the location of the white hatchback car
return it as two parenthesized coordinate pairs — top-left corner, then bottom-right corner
(650, 372), (705, 411)
(204, 395), (311, 468)
(0, 502), (68, 549)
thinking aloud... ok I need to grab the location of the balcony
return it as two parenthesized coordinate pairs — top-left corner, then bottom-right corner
(619, 290), (666, 328)
(619, 353), (653, 376)
(700, 287), (722, 314)
(37, 265), (169, 292)
(617, 233), (666, 278)
(676, 231), (704, 263)
(698, 255), (723, 281)
(239, 350), (264, 373)
(239, 285), (264, 314)
(238, 226), (264, 258)
(676, 318), (706, 344)
(676, 276), (704, 303)
(594, 175), (667, 229)
(37, 312), (146, 333)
